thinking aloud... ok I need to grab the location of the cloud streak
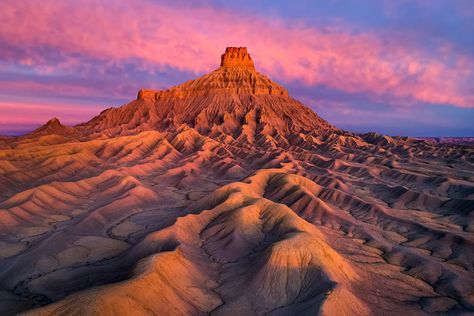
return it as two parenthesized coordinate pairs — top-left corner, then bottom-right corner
(1, 0), (472, 109)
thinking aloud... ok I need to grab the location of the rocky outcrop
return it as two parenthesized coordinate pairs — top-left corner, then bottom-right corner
(137, 89), (157, 100)
(220, 47), (255, 70)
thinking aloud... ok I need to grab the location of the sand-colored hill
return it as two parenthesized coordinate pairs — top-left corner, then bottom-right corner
(0, 48), (473, 315)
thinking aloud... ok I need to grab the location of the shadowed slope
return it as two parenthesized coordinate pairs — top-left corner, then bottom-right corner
(24, 170), (369, 316)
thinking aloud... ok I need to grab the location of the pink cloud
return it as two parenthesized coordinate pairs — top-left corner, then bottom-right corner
(0, 100), (103, 127)
(0, 0), (473, 108)
(0, 80), (128, 100)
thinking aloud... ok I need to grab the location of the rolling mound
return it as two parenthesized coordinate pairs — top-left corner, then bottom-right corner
(0, 47), (473, 315)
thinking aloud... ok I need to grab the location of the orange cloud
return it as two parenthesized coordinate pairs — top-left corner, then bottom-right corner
(0, 0), (473, 108)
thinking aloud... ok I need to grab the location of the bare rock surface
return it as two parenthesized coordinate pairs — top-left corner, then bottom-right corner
(0, 48), (473, 315)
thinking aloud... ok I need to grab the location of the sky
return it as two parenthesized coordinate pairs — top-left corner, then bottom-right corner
(0, 0), (473, 136)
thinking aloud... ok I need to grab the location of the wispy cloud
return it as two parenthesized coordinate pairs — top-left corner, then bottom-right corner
(1, 0), (472, 108)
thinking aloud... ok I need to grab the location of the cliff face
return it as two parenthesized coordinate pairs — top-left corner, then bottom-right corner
(220, 47), (255, 70)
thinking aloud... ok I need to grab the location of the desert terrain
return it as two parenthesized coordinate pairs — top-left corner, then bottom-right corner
(0, 47), (473, 315)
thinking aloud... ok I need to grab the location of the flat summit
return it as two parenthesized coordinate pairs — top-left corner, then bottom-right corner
(220, 47), (255, 69)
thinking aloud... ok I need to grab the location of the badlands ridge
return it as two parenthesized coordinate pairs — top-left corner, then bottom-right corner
(0, 47), (473, 315)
